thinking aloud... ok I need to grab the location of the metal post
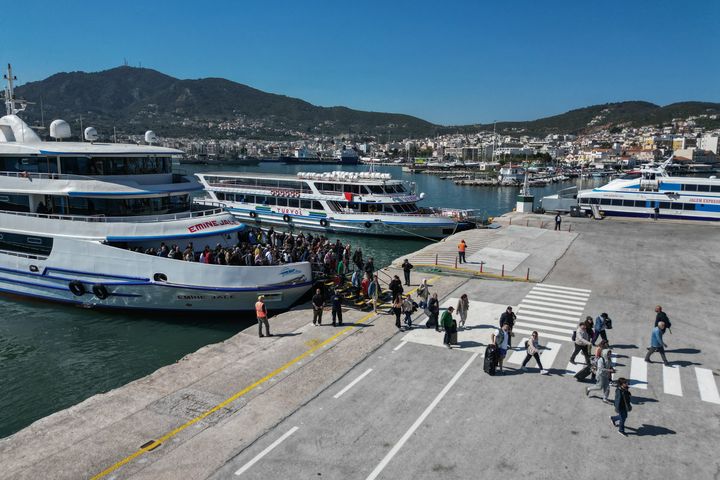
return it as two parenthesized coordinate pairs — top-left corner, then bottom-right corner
(509, 218), (512, 225)
(480, 262), (483, 273)
(526, 268), (530, 281)
(454, 257), (458, 269)
(526, 219), (529, 226)
(569, 223), (572, 232)
(501, 264), (505, 277)
(540, 221), (544, 229)
(435, 253), (438, 266)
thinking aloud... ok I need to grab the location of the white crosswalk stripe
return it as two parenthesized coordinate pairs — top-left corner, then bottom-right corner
(629, 356), (648, 389)
(516, 283), (590, 343)
(539, 342), (561, 370)
(695, 368), (720, 404)
(506, 339), (529, 365)
(663, 365), (683, 396)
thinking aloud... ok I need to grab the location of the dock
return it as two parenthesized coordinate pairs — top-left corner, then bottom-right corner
(2, 213), (720, 479)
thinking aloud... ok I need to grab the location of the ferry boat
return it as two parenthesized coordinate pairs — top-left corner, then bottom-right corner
(0, 65), (312, 311)
(577, 157), (720, 221)
(195, 170), (477, 238)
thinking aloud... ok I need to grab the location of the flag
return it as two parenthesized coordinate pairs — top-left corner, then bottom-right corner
(344, 192), (353, 201)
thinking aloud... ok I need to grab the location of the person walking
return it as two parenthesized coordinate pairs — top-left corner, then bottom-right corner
(491, 323), (511, 374)
(428, 292), (440, 331)
(368, 275), (379, 313)
(554, 212), (562, 231)
(392, 295), (403, 330)
(402, 294), (414, 329)
(457, 239), (467, 264)
(654, 305), (672, 332)
(389, 275), (404, 301)
(644, 321), (670, 365)
(456, 294), (470, 329)
(570, 322), (592, 365)
(499, 306), (516, 348)
(592, 312), (610, 345)
(610, 378), (632, 437)
(331, 289), (343, 327)
(521, 331), (548, 374)
(255, 295), (271, 337)
(401, 259), (414, 286)
(586, 348), (614, 403)
(417, 278), (430, 310)
(312, 288), (324, 326)
(441, 306), (455, 348)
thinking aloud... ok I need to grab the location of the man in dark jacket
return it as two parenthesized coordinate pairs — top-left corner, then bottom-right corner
(499, 306), (516, 347)
(401, 259), (414, 286)
(331, 289), (343, 327)
(654, 305), (671, 330)
(312, 288), (324, 326)
(610, 377), (632, 436)
(389, 275), (404, 301)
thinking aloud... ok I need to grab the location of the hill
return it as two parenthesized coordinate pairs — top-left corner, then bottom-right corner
(14, 66), (436, 139)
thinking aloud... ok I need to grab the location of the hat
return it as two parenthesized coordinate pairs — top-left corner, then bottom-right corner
(258, 295), (264, 300)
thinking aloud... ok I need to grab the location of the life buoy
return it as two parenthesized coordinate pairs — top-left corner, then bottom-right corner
(249, 211), (257, 218)
(283, 214), (291, 222)
(364, 221), (372, 228)
(92, 284), (109, 300)
(69, 281), (85, 296)
(320, 219), (328, 227)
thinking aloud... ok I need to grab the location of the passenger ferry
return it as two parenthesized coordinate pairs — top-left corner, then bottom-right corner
(195, 170), (476, 238)
(577, 157), (720, 221)
(0, 65), (312, 311)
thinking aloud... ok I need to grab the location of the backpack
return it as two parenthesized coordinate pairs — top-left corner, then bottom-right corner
(571, 330), (577, 342)
(604, 317), (613, 330)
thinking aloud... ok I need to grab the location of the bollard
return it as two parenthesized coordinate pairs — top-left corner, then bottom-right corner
(569, 224), (572, 232)
(526, 219), (529, 226)
(509, 218), (512, 225)
(540, 221), (544, 229)
(501, 264), (505, 277)
(480, 262), (483, 273)
(435, 253), (438, 266)
(526, 268), (530, 281)
(454, 257), (458, 269)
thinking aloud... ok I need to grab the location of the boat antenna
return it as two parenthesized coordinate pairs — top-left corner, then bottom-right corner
(3, 64), (30, 116)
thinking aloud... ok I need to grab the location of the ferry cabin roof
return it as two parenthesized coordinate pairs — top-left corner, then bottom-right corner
(198, 171), (406, 185)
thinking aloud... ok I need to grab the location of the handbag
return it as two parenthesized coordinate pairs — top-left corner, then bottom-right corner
(604, 318), (613, 330)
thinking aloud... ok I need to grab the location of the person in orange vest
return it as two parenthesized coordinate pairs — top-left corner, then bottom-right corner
(457, 239), (467, 264)
(256, 295), (271, 337)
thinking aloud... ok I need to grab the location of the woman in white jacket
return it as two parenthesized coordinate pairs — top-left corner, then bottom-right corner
(586, 348), (614, 403)
(521, 331), (548, 374)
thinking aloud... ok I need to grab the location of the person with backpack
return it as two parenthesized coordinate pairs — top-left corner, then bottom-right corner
(441, 306), (456, 348)
(499, 306), (516, 348)
(570, 322), (592, 365)
(521, 331), (548, 374)
(491, 323), (511, 374)
(610, 377), (632, 437)
(592, 313), (611, 345)
(586, 348), (614, 403)
(427, 293), (440, 331)
(401, 294), (414, 329)
(456, 294), (470, 329)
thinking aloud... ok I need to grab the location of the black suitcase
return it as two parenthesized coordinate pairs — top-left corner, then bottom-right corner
(484, 344), (498, 375)
(574, 365), (592, 381)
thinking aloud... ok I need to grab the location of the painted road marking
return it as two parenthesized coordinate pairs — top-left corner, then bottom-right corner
(234, 426), (299, 476)
(539, 342), (562, 370)
(89, 275), (441, 480)
(513, 328), (569, 343)
(534, 284), (591, 294)
(513, 320), (575, 335)
(515, 314), (578, 328)
(533, 287), (590, 299)
(662, 365), (683, 397)
(520, 299), (585, 311)
(524, 293), (587, 306)
(629, 356), (648, 389)
(506, 339), (529, 365)
(365, 352), (479, 480)
(516, 308), (580, 322)
(393, 341), (408, 352)
(333, 368), (373, 399)
(695, 368), (720, 404)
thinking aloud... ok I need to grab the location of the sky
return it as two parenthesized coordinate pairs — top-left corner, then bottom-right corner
(1, 0), (718, 126)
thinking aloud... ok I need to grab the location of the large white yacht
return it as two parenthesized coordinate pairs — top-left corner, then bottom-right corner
(195, 170), (478, 238)
(0, 65), (312, 311)
(577, 156), (720, 220)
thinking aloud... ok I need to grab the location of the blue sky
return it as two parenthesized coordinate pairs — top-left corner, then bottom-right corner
(1, 0), (718, 125)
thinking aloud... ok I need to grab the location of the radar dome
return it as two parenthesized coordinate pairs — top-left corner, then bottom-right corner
(84, 127), (98, 142)
(49, 119), (71, 140)
(144, 130), (157, 144)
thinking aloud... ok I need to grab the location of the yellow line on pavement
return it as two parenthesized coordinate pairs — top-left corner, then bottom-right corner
(91, 277), (437, 480)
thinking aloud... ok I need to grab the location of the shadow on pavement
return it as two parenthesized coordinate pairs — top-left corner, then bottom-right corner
(631, 396), (659, 405)
(628, 424), (676, 436)
(666, 348), (701, 355)
(669, 360), (701, 367)
(456, 340), (484, 349)
(609, 344), (638, 350)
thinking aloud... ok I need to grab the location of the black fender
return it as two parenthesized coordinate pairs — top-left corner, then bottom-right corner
(92, 284), (109, 300)
(68, 281), (86, 297)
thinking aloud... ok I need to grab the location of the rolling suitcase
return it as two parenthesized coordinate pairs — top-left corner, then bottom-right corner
(484, 344), (498, 375)
(574, 365), (592, 381)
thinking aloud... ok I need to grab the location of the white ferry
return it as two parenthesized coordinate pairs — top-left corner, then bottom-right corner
(195, 170), (475, 238)
(0, 65), (312, 311)
(577, 157), (720, 221)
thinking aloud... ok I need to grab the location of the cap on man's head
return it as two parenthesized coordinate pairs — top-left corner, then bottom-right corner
(258, 295), (264, 300)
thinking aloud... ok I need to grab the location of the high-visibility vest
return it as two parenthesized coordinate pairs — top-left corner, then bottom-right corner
(255, 301), (267, 318)
(457, 242), (466, 252)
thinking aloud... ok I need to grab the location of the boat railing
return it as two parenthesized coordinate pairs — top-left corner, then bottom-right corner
(0, 171), (92, 181)
(0, 205), (227, 224)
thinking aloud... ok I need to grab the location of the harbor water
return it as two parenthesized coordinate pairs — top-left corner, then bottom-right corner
(0, 163), (602, 438)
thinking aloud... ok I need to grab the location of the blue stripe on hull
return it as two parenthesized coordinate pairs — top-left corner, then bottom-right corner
(590, 209), (720, 221)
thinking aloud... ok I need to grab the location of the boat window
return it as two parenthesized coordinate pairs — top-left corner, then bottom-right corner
(635, 200), (647, 207)
(359, 185), (371, 194)
(697, 185), (710, 192)
(670, 202), (682, 209)
(0, 230), (53, 256)
(621, 200), (633, 207)
(368, 185), (384, 194)
(289, 198), (299, 208)
(216, 192), (226, 200)
(276, 198), (288, 207)
(0, 194), (30, 212)
(683, 184), (698, 192)
(312, 201), (323, 210)
(659, 202), (670, 209)
(255, 196), (265, 204)
(684, 203), (696, 211)
(58, 156), (173, 175)
(600, 199), (611, 205)
(711, 186), (720, 193)
(360, 203), (369, 212)
(396, 184), (406, 193)
(611, 199), (622, 206)
(300, 200), (312, 209)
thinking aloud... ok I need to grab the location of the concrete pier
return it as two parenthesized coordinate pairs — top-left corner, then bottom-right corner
(2, 213), (720, 479)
